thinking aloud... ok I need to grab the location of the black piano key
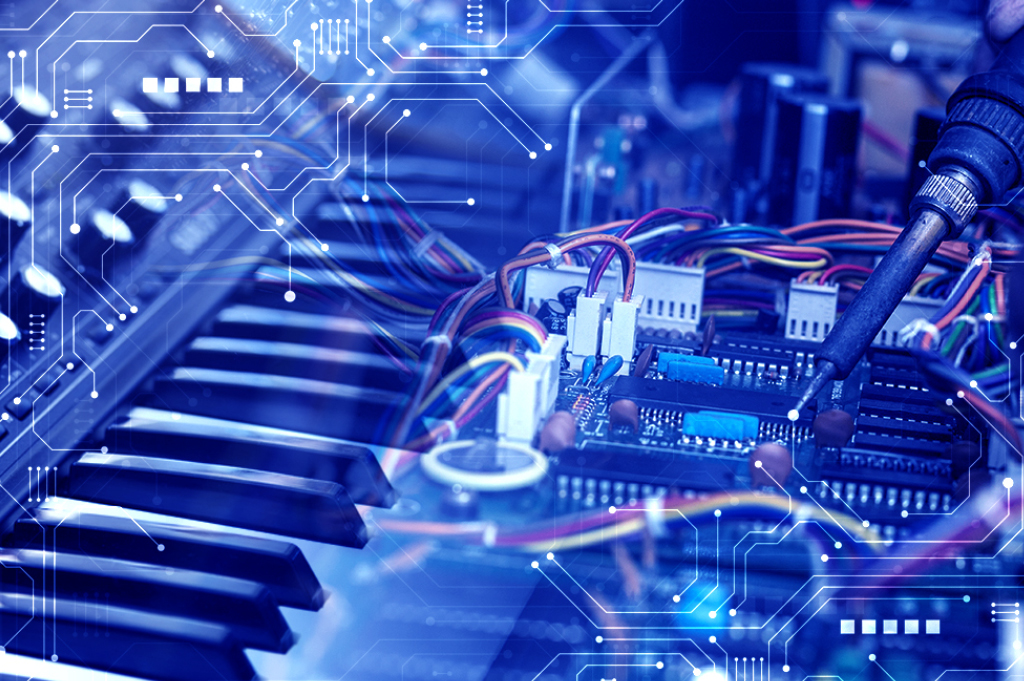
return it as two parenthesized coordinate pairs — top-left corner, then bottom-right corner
(107, 407), (396, 507)
(0, 548), (292, 652)
(68, 452), (368, 547)
(11, 506), (325, 610)
(184, 336), (408, 390)
(213, 303), (423, 348)
(151, 367), (402, 442)
(0, 591), (255, 681)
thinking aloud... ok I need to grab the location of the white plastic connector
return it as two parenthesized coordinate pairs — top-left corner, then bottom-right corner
(496, 371), (541, 442)
(785, 281), (838, 342)
(567, 291), (607, 369)
(634, 263), (704, 334)
(524, 262), (704, 336)
(498, 334), (567, 443)
(525, 334), (567, 415)
(872, 295), (944, 347)
(600, 295), (643, 374)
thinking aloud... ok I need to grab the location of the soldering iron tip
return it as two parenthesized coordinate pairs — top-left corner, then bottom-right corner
(792, 360), (838, 417)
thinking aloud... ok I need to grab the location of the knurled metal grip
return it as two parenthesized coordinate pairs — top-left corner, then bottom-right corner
(945, 97), (1024, 158)
(909, 173), (979, 238)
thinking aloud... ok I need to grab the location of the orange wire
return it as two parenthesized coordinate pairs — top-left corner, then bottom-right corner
(935, 263), (991, 329)
(996, 273), (1006, 317)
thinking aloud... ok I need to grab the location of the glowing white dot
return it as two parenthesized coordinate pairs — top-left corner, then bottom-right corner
(783, 666), (790, 673)
(946, 398), (954, 406)
(787, 409), (799, 422)
(1005, 477), (1015, 489)
(546, 552), (554, 560)
(207, 50), (215, 58)
(403, 109), (411, 117)
(821, 554), (829, 562)
(834, 541), (842, 549)
(1, 414), (7, 421)
(119, 314), (127, 321)
(275, 217), (284, 226)
(467, 198), (475, 206)
(869, 654), (876, 662)
(311, 22), (319, 30)
(70, 223), (80, 234)
(241, 162), (249, 170)
(529, 151), (537, 159)
(255, 149), (263, 158)
(957, 390), (965, 398)
(609, 506), (616, 513)
(66, 362), (73, 370)
(130, 306), (138, 314)
(215, 4), (222, 11)
(321, 243), (329, 251)
(709, 636), (716, 643)
(367, 93), (375, 101)
(213, 184), (221, 192)
(530, 561), (538, 568)
(656, 662), (664, 670)
(970, 380), (978, 388)
(6, 51), (13, 59)
(383, 36), (391, 44)
(420, 42), (428, 51)
(714, 509), (721, 517)
(985, 312), (994, 321)
(367, 68), (375, 76)
(18, 50), (26, 58)
(90, 391), (98, 399)
(51, 145), (59, 153)
(12, 397), (20, 405)
(709, 610), (716, 618)
(347, 95), (355, 103)
(545, 143), (552, 151)
(901, 510), (908, 518)
(694, 669), (701, 676)
(293, 39), (301, 47)
(50, 111), (58, 118)
(596, 635), (603, 643)
(729, 608), (737, 616)
(284, 290), (296, 303)
(862, 520), (870, 528)
(175, 194), (182, 202)
(112, 109), (121, 117)
(481, 68), (488, 76)
(158, 544), (165, 551)
(754, 460), (763, 468)
(105, 324), (113, 332)
(673, 595), (680, 603)
(799, 486), (807, 494)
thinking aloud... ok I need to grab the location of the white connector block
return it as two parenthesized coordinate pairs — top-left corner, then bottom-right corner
(497, 334), (567, 443)
(634, 263), (704, 333)
(600, 295), (643, 374)
(526, 334), (567, 415)
(523, 262), (705, 336)
(496, 371), (541, 443)
(872, 295), (944, 347)
(523, 265), (617, 311)
(785, 281), (839, 342)
(567, 291), (607, 369)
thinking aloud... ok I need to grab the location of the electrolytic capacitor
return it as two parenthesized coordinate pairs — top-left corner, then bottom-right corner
(8, 87), (53, 136)
(0, 312), (21, 363)
(535, 298), (567, 335)
(733, 63), (829, 189)
(0, 192), (31, 262)
(117, 179), (169, 237)
(78, 209), (136, 273)
(768, 93), (861, 226)
(9, 265), (64, 328)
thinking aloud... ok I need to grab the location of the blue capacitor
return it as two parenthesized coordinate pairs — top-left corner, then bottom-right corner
(597, 355), (623, 384)
(581, 355), (598, 383)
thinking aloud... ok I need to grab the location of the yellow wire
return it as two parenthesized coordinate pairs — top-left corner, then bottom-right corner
(697, 247), (829, 270)
(909, 272), (940, 297)
(463, 319), (545, 345)
(417, 351), (525, 415)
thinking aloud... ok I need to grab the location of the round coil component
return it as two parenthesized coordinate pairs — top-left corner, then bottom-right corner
(749, 443), (792, 488)
(538, 411), (576, 453)
(421, 439), (548, 492)
(609, 399), (640, 433)
(812, 409), (855, 448)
